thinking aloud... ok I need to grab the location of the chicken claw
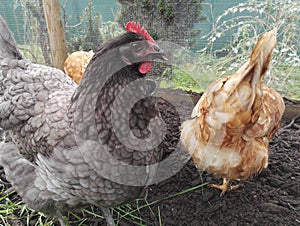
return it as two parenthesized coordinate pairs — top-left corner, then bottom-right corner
(211, 178), (243, 196)
(101, 207), (116, 226)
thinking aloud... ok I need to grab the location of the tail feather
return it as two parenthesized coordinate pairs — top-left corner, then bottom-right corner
(0, 142), (41, 208)
(224, 28), (277, 95)
(0, 15), (23, 60)
(0, 142), (35, 189)
(0, 141), (62, 215)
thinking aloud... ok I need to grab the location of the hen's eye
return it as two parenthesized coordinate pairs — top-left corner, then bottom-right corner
(131, 43), (142, 52)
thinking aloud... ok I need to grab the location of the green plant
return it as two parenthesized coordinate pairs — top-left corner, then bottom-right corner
(160, 51), (222, 93)
(0, 181), (207, 225)
(64, 0), (103, 52)
(117, 0), (206, 46)
(98, 21), (124, 42)
(160, 51), (300, 100)
(157, 0), (175, 24)
(8, 0), (52, 65)
(25, 0), (51, 65)
(199, 0), (300, 99)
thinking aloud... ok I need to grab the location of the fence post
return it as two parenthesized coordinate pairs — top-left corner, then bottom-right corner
(42, 0), (67, 71)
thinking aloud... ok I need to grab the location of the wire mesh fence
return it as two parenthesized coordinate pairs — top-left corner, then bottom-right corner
(0, 0), (248, 64)
(0, 0), (299, 98)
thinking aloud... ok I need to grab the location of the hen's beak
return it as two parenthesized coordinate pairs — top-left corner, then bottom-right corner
(148, 42), (168, 61)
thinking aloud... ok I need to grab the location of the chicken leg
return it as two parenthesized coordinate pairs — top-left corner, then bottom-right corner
(101, 207), (116, 226)
(211, 178), (242, 196)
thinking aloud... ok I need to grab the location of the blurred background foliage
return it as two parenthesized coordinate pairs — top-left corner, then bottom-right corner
(0, 0), (299, 99)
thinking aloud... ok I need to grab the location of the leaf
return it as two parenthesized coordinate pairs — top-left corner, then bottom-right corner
(216, 32), (223, 38)
(239, 7), (245, 13)
(280, 48), (290, 53)
(232, 47), (238, 54)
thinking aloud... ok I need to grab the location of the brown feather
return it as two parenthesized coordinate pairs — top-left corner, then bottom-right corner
(64, 51), (93, 84)
(181, 29), (285, 188)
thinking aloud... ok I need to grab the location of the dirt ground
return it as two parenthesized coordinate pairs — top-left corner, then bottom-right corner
(0, 89), (299, 226)
(134, 91), (300, 226)
(142, 119), (300, 226)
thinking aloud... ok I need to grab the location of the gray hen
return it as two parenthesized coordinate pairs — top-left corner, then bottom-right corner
(0, 16), (178, 225)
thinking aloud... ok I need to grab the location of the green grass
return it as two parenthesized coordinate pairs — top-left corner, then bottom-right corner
(160, 54), (300, 100)
(0, 183), (207, 226)
(160, 53), (222, 93)
(19, 44), (50, 65)
(17, 43), (300, 100)
(0, 188), (53, 226)
(270, 64), (300, 100)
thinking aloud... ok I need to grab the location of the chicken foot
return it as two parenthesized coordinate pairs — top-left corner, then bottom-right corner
(211, 178), (243, 196)
(101, 207), (116, 226)
(56, 211), (67, 226)
(55, 208), (115, 226)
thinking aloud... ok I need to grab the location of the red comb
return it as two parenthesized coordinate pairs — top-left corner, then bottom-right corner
(125, 22), (154, 42)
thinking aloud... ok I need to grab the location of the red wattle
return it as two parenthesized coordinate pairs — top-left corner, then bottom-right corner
(139, 62), (153, 74)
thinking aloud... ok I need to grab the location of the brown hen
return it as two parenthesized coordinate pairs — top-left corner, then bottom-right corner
(181, 29), (285, 195)
(64, 50), (93, 83)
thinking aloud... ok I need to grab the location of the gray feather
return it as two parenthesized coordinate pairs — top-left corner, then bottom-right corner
(0, 15), (182, 226)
